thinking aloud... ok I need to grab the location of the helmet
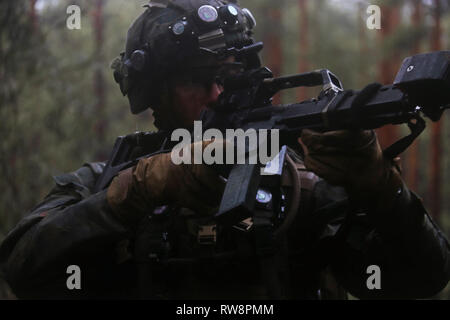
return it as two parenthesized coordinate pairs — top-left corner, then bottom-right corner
(111, 0), (261, 115)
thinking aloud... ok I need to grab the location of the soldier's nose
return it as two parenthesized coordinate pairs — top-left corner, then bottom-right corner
(209, 83), (223, 102)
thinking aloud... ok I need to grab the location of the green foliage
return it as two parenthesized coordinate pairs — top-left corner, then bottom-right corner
(0, 0), (153, 240)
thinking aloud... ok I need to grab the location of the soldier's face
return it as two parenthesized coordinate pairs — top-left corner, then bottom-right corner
(172, 81), (223, 127)
(171, 56), (236, 127)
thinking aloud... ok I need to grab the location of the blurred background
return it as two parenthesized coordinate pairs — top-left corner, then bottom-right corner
(0, 0), (449, 299)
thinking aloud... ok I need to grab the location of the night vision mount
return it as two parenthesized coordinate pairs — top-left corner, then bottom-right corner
(114, 0), (262, 114)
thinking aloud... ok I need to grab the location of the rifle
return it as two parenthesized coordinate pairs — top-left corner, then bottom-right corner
(94, 49), (450, 226)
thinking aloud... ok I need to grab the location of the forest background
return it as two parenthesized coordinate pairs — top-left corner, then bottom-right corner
(0, 0), (449, 299)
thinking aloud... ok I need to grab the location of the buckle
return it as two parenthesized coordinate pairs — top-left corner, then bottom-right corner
(197, 225), (217, 245)
(233, 218), (253, 232)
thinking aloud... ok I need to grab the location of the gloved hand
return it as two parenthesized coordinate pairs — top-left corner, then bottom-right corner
(107, 140), (226, 225)
(299, 129), (403, 204)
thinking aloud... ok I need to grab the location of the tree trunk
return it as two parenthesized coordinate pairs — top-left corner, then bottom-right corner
(376, 2), (401, 149)
(358, 2), (368, 85)
(30, 0), (37, 29)
(429, 0), (442, 220)
(405, 0), (423, 192)
(92, 0), (107, 160)
(264, 5), (283, 105)
(297, 0), (308, 102)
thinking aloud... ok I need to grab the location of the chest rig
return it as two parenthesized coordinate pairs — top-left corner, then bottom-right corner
(132, 146), (313, 299)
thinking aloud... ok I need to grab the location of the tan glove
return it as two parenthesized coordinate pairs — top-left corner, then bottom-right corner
(299, 129), (403, 205)
(107, 140), (226, 225)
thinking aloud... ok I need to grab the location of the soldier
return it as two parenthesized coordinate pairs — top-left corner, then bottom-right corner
(0, 0), (449, 299)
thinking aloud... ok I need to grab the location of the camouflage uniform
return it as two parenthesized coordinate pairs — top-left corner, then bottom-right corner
(0, 150), (449, 299)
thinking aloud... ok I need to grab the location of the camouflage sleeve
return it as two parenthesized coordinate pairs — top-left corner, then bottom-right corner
(0, 163), (134, 299)
(323, 181), (450, 299)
